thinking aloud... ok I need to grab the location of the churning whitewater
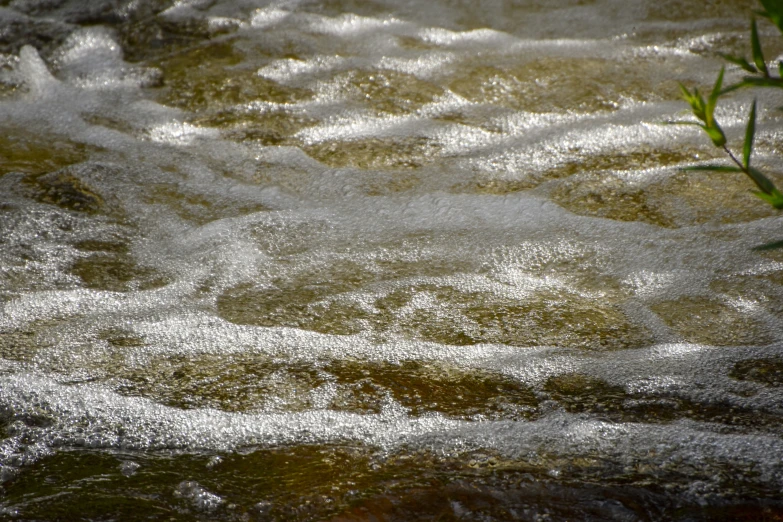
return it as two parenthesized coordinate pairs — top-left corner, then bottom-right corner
(1, 0), (783, 519)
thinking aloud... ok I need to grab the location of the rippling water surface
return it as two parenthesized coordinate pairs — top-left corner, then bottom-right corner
(1, 0), (783, 520)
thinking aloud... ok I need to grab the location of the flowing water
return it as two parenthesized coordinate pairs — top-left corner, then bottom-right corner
(1, 0), (783, 520)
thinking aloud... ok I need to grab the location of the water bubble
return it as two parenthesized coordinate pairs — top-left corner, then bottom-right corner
(174, 481), (224, 512)
(119, 460), (140, 476)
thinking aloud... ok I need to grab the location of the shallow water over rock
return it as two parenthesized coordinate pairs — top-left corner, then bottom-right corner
(1, 0), (783, 520)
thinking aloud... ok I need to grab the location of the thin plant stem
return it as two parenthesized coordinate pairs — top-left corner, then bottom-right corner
(722, 145), (745, 170)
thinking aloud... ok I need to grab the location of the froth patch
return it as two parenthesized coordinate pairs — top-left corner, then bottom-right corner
(2, 372), (783, 497)
(145, 122), (220, 145)
(304, 13), (411, 37)
(17, 45), (58, 98)
(249, 7), (292, 29)
(0, 372), (460, 453)
(52, 27), (121, 70)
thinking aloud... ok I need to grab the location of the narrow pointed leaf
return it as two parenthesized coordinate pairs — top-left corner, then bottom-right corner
(694, 89), (706, 115)
(685, 87), (707, 120)
(740, 76), (783, 88)
(710, 68), (725, 101)
(719, 53), (757, 73)
(752, 239), (783, 251)
(681, 165), (743, 172)
(719, 82), (747, 95)
(747, 167), (777, 195)
(743, 100), (757, 169)
(678, 84), (698, 111)
(751, 18), (770, 77)
(707, 67), (724, 125)
(679, 84), (706, 119)
(754, 189), (783, 208)
(760, 0), (783, 33)
(665, 120), (708, 126)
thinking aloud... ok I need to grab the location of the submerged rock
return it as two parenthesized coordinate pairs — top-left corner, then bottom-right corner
(28, 171), (103, 213)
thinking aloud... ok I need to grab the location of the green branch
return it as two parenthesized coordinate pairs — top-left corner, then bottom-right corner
(678, 4), (783, 211)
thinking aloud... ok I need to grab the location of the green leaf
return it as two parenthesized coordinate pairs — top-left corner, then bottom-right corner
(760, 0), (783, 34)
(706, 67), (724, 125)
(751, 18), (770, 77)
(719, 53), (757, 73)
(665, 120), (708, 126)
(679, 83), (708, 121)
(681, 165), (743, 172)
(743, 100), (757, 169)
(704, 123), (727, 147)
(752, 239), (783, 251)
(747, 166), (777, 195)
(754, 188), (783, 208)
(739, 76), (783, 88)
(678, 83), (695, 107)
(719, 82), (748, 95)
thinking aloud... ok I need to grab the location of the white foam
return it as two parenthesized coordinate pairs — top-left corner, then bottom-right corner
(175, 481), (225, 512)
(48, 27), (161, 90)
(294, 112), (436, 143)
(304, 13), (410, 37)
(376, 53), (459, 78)
(17, 45), (59, 98)
(2, 0), (783, 503)
(53, 27), (122, 69)
(258, 55), (347, 84)
(161, 0), (215, 21)
(145, 122), (221, 145)
(419, 27), (521, 47)
(1, 372), (782, 493)
(249, 7), (292, 29)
